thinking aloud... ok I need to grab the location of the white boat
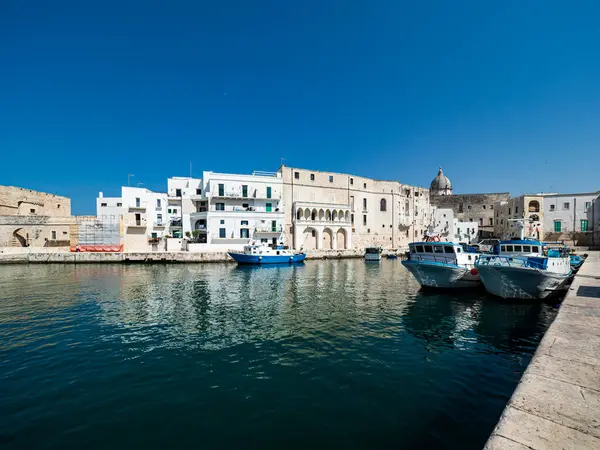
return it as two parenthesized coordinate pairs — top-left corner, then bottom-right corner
(401, 241), (481, 288)
(475, 239), (571, 299)
(364, 246), (382, 261)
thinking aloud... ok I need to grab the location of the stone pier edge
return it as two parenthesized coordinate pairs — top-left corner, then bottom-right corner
(485, 251), (600, 449)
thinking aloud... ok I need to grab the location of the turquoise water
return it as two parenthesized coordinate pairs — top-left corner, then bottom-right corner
(0, 260), (557, 450)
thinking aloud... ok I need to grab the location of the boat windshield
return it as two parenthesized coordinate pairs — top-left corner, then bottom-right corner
(365, 248), (380, 254)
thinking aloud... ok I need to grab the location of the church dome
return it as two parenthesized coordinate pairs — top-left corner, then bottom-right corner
(430, 167), (452, 195)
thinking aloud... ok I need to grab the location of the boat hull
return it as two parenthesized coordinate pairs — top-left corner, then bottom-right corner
(365, 254), (381, 261)
(401, 260), (481, 289)
(476, 265), (570, 300)
(228, 252), (306, 265)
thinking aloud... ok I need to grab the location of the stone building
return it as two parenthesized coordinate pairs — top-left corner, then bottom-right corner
(0, 185), (73, 249)
(279, 165), (431, 250)
(429, 168), (509, 239)
(492, 195), (545, 241)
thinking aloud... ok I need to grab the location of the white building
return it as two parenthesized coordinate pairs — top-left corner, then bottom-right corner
(166, 177), (203, 238)
(542, 191), (599, 245)
(431, 207), (478, 243)
(187, 171), (286, 251)
(96, 187), (169, 251)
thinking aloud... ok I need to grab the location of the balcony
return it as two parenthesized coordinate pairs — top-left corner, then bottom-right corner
(189, 194), (204, 201)
(126, 218), (147, 228)
(154, 222), (166, 227)
(255, 226), (284, 233)
(128, 203), (147, 212)
(208, 206), (283, 214)
(212, 191), (282, 201)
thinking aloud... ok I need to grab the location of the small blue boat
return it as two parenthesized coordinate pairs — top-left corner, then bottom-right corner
(570, 254), (585, 271)
(228, 244), (306, 265)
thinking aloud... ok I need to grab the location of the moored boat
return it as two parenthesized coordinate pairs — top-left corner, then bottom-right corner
(228, 243), (306, 264)
(475, 239), (571, 299)
(401, 241), (482, 288)
(364, 246), (382, 261)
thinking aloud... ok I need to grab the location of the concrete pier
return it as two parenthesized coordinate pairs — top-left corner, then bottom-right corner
(485, 252), (600, 449)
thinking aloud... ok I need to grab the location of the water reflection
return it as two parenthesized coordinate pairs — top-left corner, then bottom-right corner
(0, 260), (558, 450)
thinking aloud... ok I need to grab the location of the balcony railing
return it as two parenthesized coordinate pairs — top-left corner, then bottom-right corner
(255, 227), (284, 233)
(209, 206), (282, 213)
(212, 191), (282, 200)
(126, 219), (147, 228)
(295, 218), (352, 225)
(129, 203), (147, 211)
(154, 222), (166, 227)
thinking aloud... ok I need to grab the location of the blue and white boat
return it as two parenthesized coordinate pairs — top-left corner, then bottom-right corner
(228, 243), (306, 265)
(475, 239), (571, 300)
(402, 241), (482, 288)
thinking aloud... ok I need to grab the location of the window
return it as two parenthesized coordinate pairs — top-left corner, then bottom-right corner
(467, 205), (471, 210)
(515, 206), (519, 214)
(514, 245), (522, 252)
(219, 228), (226, 238)
(294, 172), (299, 179)
(57, 204), (60, 209)
(242, 203), (249, 208)
(156, 199), (161, 208)
(382, 224), (385, 228)
(479, 218), (483, 226)
(220, 220), (225, 224)
(489, 218), (493, 226)
(380, 198), (387, 211)
(469, 218), (473, 222)
(434, 246), (444, 253)
(363, 182), (367, 189)
(363, 198), (367, 209)
(550, 204), (555, 211)
(490, 205), (494, 210)
(531, 246), (539, 253)
(242, 185), (248, 197)
(100, 203), (107, 207)
(457, 228), (461, 234)
(241, 220), (248, 225)
(563, 202), (570, 210)
(444, 247), (454, 254)
(168, 208), (172, 213)
(501, 245), (506, 252)
(240, 228), (249, 238)
(218, 184), (224, 196)
(506, 245), (514, 252)
(350, 178), (353, 185)
(459, 203), (464, 213)
(351, 214), (354, 224)
(176, 189), (182, 197)
(216, 203), (225, 211)
(173, 209), (178, 214)
(266, 187), (272, 198)
(500, 220), (503, 225)
(117, 202), (122, 207)
(554, 221), (562, 232)
(416, 245), (424, 252)
(311, 230), (316, 237)
(266, 203), (272, 212)
(581, 220), (589, 232)
(136, 198), (141, 208)
(196, 188), (202, 195)
(310, 173), (315, 181)
(157, 214), (162, 223)
(424, 245), (433, 253)
(508, 208), (511, 215)
(585, 201), (591, 211)
(363, 215), (367, 225)
(151, 232), (157, 239)
(456, 247), (462, 253)
(51, 231), (56, 240)
(329, 176), (334, 183)
(482, 205), (486, 209)
(523, 245), (531, 253)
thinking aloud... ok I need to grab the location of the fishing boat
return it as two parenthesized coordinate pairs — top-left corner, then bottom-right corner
(228, 243), (306, 264)
(475, 239), (571, 299)
(401, 240), (482, 288)
(364, 246), (382, 261)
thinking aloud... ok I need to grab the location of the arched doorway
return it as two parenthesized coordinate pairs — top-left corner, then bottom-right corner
(336, 228), (347, 249)
(12, 228), (27, 247)
(302, 227), (318, 249)
(323, 228), (333, 249)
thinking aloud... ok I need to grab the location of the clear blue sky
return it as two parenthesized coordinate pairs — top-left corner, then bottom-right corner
(2, 1), (599, 214)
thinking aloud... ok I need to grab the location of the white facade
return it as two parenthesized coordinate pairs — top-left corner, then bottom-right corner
(167, 177), (203, 238)
(188, 171), (286, 248)
(96, 192), (125, 218)
(430, 207), (478, 243)
(542, 192), (599, 235)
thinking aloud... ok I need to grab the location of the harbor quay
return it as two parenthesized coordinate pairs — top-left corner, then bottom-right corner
(485, 251), (600, 449)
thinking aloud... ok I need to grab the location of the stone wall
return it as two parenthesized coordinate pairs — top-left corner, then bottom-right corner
(432, 193), (510, 238)
(0, 185), (71, 216)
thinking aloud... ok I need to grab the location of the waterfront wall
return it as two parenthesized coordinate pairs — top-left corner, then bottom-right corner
(0, 248), (367, 264)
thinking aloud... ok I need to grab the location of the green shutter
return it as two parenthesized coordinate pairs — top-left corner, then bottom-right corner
(266, 203), (272, 212)
(554, 221), (562, 232)
(581, 220), (589, 232)
(266, 187), (272, 199)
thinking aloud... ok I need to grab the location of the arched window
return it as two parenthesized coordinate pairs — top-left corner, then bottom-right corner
(380, 198), (387, 211)
(528, 201), (540, 213)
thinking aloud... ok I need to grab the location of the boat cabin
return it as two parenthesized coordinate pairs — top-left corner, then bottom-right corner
(493, 239), (542, 257)
(365, 247), (382, 254)
(407, 242), (479, 267)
